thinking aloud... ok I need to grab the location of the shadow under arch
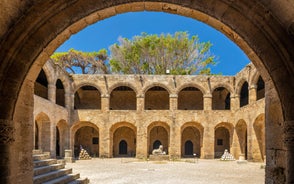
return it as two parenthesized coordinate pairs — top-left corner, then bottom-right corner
(0, 1), (293, 183)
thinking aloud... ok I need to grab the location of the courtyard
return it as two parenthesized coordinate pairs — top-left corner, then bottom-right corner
(66, 158), (265, 184)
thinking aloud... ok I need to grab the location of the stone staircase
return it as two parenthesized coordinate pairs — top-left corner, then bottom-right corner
(33, 150), (89, 184)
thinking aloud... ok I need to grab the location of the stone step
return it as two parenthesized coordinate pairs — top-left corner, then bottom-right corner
(42, 173), (80, 184)
(33, 153), (51, 161)
(33, 168), (73, 184)
(67, 178), (90, 184)
(34, 163), (65, 176)
(34, 159), (57, 168)
(33, 149), (43, 155)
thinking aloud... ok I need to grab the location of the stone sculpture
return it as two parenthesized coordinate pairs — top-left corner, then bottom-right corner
(152, 145), (166, 155)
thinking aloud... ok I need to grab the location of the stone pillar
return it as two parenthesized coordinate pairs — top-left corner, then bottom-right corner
(64, 149), (74, 163)
(169, 94), (178, 111)
(203, 94), (212, 110)
(136, 95), (144, 112)
(231, 129), (241, 159)
(65, 93), (72, 110)
(99, 127), (110, 158)
(101, 95), (109, 112)
(48, 83), (56, 103)
(136, 126), (148, 158)
(284, 120), (294, 183)
(249, 85), (257, 104)
(202, 124), (214, 159)
(231, 95), (240, 111)
(169, 124), (181, 159)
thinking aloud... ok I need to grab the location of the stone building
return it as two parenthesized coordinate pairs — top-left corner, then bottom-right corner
(34, 60), (265, 161)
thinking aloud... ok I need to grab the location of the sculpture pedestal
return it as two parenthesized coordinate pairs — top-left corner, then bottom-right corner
(149, 155), (170, 161)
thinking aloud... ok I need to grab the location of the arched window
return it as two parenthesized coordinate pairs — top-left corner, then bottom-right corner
(74, 86), (101, 109)
(212, 87), (230, 110)
(145, 86), (169, 110)
(34, 69), (48, 99)
(56, 79), (65, 107)
(256, 76), (265, 100)
(178, 87), (203, 110)
(240, 82), (249, 107)
(119, 140), (128, 155)
(110, 86), (136, 110)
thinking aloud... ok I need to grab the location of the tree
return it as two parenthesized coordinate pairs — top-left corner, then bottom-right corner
(51, 48), (109, 74)
(109, 32), (216, 75)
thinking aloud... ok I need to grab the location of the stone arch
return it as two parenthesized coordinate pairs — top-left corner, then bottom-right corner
(144, 85), (170, 110)
(181, 122), (204, 158)
(211, 83), (234, 96)
(142, 83), (172, 95)
(55, 79), (65, 107)
(109, 82), (138, 96)
(56, 119), (69, 157)
(1, 1), (294, 183)
(71, 121), (99, 157)
(34, 112), (51, 152)
(34, 69), (49, 99)
(109, 86), (136, 110)
(74, 85), (101, 109)
(73, 82), (104, 96)
(235, 119), (248, 159)
(110, 122), (137, 157)
(147, 121), (170, 154)
(214, 122), (234, 158)
(178, 86), (204, 110)
(239, 81), (249, 107)
(253, 114), (265, 162)
(212, 87), (231, 110)
(177, 83), (207, 95)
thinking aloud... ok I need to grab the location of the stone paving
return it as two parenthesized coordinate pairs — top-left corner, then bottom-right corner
(66, 158), (265, 184)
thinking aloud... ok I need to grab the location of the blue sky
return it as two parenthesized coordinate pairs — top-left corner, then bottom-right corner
(56, 12), (250, 75)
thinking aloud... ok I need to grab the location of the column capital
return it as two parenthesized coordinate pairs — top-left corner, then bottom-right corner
(101, 94), (110, 98)
(203, 94), (212, 98)
(169, 94), (178, 98)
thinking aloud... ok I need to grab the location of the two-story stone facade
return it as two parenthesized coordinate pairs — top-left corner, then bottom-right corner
(34, 60), (265, 162)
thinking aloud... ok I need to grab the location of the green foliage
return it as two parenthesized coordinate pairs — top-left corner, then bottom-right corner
(51, 48), (109, 74)
(109, 31), (216, 75)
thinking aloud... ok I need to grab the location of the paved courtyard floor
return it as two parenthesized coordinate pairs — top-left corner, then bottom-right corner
(66, 158), (265, 184)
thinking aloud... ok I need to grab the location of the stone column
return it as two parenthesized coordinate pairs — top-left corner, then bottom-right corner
(136, 95), (144, 112)
(231, 129), (241, 159)
(99, 127), (110, 158)
(169, 94), (178, 111)
(64, 92), (72, 110)
(169, 124), (181, 159)
(101, 95), (109, 112)
(48, 83), (56, 103)
(202, 124), (214, 159)
(203, 94), (212, 110)
(285, 120), (294, 183)
(231, 95), (240, 111)
(249, 85), (257, 104)
(136, 126), (148, 158)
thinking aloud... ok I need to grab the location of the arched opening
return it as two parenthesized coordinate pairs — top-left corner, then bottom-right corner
(74, 85), (101, 109)
(236, 120), (248, 159)
(56, 127), (60, 157)
(240, 82), (249, 107)
(110, 86), (136, 110)
(119, 140), (128, 155)
(74, 126), (99, 158)
(253, 114), (265, 161)
(153, 140), (162, 150)
(181, 126), (201, 158)
(35, 113), (51, 152)
(34, 121), (39, 150)
(145, 86), (169, 110)
(214, 127), (230, 158)
(56, 79), (65, 107)
(112, 125), (136, 157)
(256, 76), (265, 100)
(178, 87), (203, 110)
(148, 122), (169, 154)
(34, 69), (48, 99)
(185, 141), (193, 156)
(212, 87), (230, 110)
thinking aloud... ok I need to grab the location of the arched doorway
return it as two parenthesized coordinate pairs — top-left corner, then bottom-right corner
(214, 123), (233, 158)
(34, 113), (51, 152)
(148, 122), (170, 154)
(181, 124), (202, 158)
(119, 140), (128, 155)
(56, 120), (68, 157)
(184, 141), (194, 156)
